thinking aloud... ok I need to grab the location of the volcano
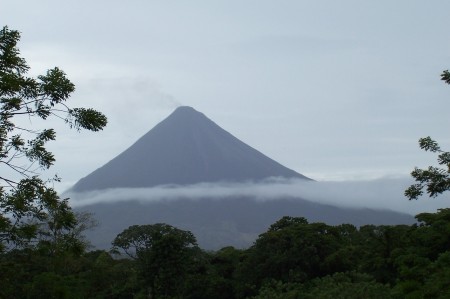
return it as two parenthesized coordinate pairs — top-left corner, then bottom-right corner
(71, 106), (310, 192)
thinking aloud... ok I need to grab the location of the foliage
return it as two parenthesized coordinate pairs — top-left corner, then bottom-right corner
(405, 136), (450, 200)
(405, 70), (450, 200)
(302, 272), (392, 299)
(0, 25), (107, 298)
(0, 25), (107, 251)
(252, 273), (392, 299)
(2, 212), (450, 298)
(358, 224), (413, 284)
(112, 223), (199, 299)
(422, 251), (450, 298)
(236, 221), (346, 296)
(25, 272), (73, 299)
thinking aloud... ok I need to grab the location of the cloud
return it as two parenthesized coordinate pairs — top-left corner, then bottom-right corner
(66, 177), (449, 215)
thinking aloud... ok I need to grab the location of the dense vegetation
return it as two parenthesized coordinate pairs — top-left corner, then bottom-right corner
(1, 211), (450, 298)
(2, 25), (450, 298)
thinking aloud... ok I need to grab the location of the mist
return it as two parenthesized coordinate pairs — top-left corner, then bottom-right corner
(66, 176), (449, 216)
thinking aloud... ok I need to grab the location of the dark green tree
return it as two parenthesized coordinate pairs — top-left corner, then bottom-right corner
(188, 246), (243, 299)
(358, 224), (413, 284)
(405, 70), (450, 200)
(413, 208), (450, 259)
(79, 250), (140, 298)
(0, 25), (107, 251)
(112, 223), (198, 299)
(236, 217), (344, 298)
(422, 251), (450, 298)
(390, 210), (450, 297)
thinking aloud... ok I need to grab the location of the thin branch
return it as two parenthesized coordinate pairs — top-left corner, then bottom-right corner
(0, 160), (35, 177)
(0, 175), (18, 186)
(50, 111), (67, 121)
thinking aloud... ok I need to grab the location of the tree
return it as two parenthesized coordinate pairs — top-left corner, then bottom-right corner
(405, 136), (450, 200)
(0, 25), (107, 250)
(236, 217), (344, 298)
(36, 210), (98, 260)
(405, 71), (450, 200)
(112, 223), (198, 299)
(422, 251), (450, 298)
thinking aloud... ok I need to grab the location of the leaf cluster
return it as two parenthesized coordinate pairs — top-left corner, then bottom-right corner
(405, 69), (450, 200)
(405, 138), (450, 200)
(0, 26), (107, 189)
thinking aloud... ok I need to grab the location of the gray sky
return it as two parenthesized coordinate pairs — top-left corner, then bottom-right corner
(3, 1), (450, 196)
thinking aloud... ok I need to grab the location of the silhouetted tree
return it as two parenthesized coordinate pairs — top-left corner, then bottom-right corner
(112, 223), (198, 298)
(405, 70), (450, 200)
(0, 25), (107, 251)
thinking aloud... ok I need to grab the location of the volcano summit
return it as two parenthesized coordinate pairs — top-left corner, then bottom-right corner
(71, 106), (310, 192)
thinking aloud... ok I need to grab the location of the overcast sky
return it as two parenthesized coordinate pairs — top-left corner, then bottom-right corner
(3, 1), (450, 198)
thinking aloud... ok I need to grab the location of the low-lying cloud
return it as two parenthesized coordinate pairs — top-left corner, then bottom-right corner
(66, 176), (449, 215)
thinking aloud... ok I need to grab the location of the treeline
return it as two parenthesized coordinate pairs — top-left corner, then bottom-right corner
(1, 209), (450, 298)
